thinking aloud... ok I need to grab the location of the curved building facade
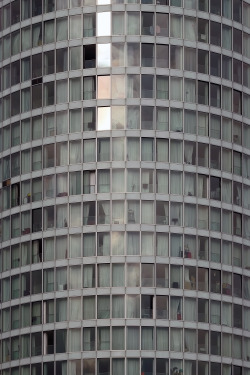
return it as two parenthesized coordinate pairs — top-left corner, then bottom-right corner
(1, 0), (250, 374)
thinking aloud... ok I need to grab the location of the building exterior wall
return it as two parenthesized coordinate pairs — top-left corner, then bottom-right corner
(1, 0), (250, 374)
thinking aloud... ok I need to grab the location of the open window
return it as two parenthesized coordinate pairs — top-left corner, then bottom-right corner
(141, 295), (153, 318)
(44, 331), (54, 355)
(84, 45), (96, 69)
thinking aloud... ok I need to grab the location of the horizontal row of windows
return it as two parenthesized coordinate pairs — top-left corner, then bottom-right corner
(1, 324), (250, 362)
(3, 168), (250, 208)
(1, 109), (250, 148)
(1, 360), (249, 375)
(2, 295), (250, 331)
(1, 206), (250, 244)
(2, 137), (250, 180)
(2, 45), (250, 90)
(2, 77), (250, 121)
(2, 11), (249, 56)
(0, 0), (247, 33)
(1, 263), (249, 299)
(1, 12), (250, 64)
(1, 201), (250, 241)
(1, 233), (248, 269)
(0, 360), (248, 375)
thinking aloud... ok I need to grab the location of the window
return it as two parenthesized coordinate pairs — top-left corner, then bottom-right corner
(112, 12), (124, 35)
(211, 0), (221, 15)
(184, 17), (196, 41)
(83, 77), (96, 100)
(56, 49), (68, 73)
(210, 21), (221, 46)
(142, 13), (154, 35)
(141, 44), (154, 67)
(199, 0), (208, 11)
(141, 75), (154, 98)
(223, 0), (232, 18)
(156, 13), (168, 36)
(185, 47), (196, 72)
(44, 51), (54, 75)
(112, 44), (124, 68)
(97, 12), (111, 37)
(69, 47), (81, 71)
(171, 77), (182, 101)
(210, 53), (221, 77)
(44, 0), (55, 12)
(32, 84), (42, 109)
(233, 0), (242, 22)
(56, 18), (68, 41)
(98, 138), (110, 161)
(69, 15), (81, 39)
(84, 45), (96, 68)
(198, 18), (208, 42)
(97, 76), (111, 99)
(32, 23), (42, 47)
(82, 108), (94, 132)
(170, 14), (182, 38)
(198, 81), (209, 105)
(233, 90), (242, 114)
(170, 45), (182, 69)
(244, 63), (250, 88)
(127, 12), (139, 35)
(233, 28), (242, 54)
(210, 83), (221, 108)
(83, 14), (96, 37)
(98, 359), (110, 375)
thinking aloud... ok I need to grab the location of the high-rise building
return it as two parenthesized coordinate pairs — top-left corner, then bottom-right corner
(1, 0), (250, 374)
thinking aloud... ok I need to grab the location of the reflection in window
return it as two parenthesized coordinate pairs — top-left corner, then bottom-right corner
(127, 75), (140, 98)
(97, 76), (111, 99)
(141, 12), (154, 35)
(170, 45), (182, 69)
(97, 44), (111, 67)
(112, 75), (125, 98)
(112, 43), (125, 67)
(97, 107), (111, 131)
(156, 13), (168, 36)
(112, 106), (125, 129)
(97, 12), (111, 36)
